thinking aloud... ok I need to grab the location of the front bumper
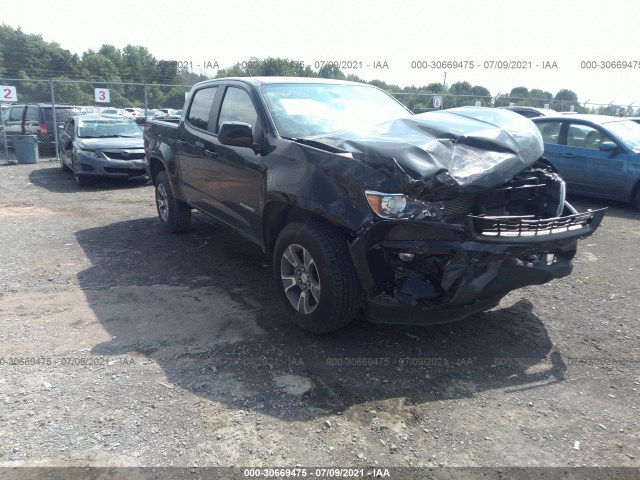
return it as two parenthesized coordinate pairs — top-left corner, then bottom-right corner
(350, 208), (606, 325)
(76, 155), (148, 179)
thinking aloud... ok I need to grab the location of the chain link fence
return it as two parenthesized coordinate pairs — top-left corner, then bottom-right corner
(1, 77), (637, 164)
(1, 78), (191, 163)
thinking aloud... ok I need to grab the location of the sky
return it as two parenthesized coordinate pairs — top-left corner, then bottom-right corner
(2, 0), (639, 107)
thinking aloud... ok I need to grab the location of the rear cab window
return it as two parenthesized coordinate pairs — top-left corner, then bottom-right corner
(186, 87), (218, 132)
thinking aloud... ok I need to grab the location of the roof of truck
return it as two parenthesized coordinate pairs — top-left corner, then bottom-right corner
(195, 76), (369, 87)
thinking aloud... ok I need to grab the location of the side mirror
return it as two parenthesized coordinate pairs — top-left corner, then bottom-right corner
(63, 139), (72, 150)
(599, 141), (617, 152)
(218, 121), (254, 149)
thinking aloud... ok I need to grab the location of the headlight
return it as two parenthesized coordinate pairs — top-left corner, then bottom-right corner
(76, 149), (100, 158)
(365, 190), (444, 220)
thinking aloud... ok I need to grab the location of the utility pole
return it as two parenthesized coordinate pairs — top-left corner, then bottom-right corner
(443, 72), (447, 91)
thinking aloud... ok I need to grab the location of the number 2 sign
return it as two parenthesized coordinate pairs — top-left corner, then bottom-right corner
(1, 86), (18, 102)
(94, 88), (110, 103)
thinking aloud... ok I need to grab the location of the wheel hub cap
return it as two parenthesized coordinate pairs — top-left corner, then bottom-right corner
(280, 244), (321, 314)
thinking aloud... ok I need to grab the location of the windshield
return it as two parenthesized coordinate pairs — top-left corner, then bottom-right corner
(260, 83), (411, 138)
(77, 119), (142, 138)
(604, 120), (640, 150)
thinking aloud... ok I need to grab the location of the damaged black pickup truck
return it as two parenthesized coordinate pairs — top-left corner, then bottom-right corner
(144, 77), (605, 333)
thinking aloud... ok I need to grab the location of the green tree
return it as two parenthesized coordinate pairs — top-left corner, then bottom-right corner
(81, 50), (121, 82)
(317, 63), (346, 80)
(553, 89), (579, 111)
(509, 86), (529, 101)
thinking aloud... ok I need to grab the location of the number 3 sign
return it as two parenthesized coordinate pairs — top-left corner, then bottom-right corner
(1, 86), (18, 102)
(94, 88), (110, 103)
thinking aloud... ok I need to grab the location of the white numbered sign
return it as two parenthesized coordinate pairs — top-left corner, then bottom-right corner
(94, 88), (110, 103)
(1, 86), (18, 102)
(475, 101), (481, 107)
(433, 96), (442, 109)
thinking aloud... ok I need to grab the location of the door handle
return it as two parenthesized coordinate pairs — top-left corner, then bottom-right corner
(176, 139), (187, 146)
(561, 153), (575, 158)
(204, 149), (218, 158)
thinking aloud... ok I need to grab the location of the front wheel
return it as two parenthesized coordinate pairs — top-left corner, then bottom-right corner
(273, 219), (361, 334)
(155, 171), (191, 232)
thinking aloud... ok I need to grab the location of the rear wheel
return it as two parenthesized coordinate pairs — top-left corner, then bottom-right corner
(273, 218), (361, 334)
(155, 171), (191, 232)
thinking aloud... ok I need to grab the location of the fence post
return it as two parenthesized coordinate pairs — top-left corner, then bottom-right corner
(50, 79), (60, 161)
(1, 106), (9, 163)
(144, 83), (148, 118)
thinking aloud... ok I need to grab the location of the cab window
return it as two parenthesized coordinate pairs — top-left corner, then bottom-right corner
(567, 123), (611, 149)
(187, 87), (218, 132)
(217, 87), (258, 135)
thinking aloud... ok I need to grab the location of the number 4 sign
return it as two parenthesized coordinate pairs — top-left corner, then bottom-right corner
(1, 86), (18, 102)
(94, 88), (110, 103)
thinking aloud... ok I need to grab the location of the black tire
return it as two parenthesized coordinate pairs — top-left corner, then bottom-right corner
(155, 171), (191, 232)
(634, 187), (640, 211)
(273, 218), (361, 334)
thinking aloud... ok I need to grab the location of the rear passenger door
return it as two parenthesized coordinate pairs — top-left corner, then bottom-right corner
(23, 106), (41, 136)
(204, 84), (264, 239)
(535, 120), (564, 168)
(176, 85), (220, 208)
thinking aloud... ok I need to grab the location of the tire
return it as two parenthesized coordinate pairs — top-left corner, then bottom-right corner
(634, 187), (640, 211)
(273, 218), (361, 334)
(155, 171), (191, 232)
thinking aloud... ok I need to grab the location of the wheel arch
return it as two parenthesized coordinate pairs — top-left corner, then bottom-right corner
(262, 200), (356, 255)
(147, 156), (166, 185)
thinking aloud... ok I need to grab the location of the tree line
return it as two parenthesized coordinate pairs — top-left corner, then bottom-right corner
(0, 24), (633, 115)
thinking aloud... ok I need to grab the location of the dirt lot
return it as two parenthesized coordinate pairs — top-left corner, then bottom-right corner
(0, 158), (639, 478)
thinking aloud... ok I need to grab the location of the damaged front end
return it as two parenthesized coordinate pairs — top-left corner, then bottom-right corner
(324, 107), (606, 325)
(350, 164), (605, 325)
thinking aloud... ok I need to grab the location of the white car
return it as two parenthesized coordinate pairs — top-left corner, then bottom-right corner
(100, 108), (133, 118)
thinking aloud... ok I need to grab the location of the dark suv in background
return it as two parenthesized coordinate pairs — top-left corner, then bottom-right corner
(1, 104), (83, 155)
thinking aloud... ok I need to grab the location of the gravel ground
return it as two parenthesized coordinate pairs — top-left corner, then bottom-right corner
(0, 159), (639, 478)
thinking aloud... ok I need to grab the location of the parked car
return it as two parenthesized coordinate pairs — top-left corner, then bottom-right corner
(155, 108), (176, 118)
(134, 109), (159, 125)
(532, 114), (640, 209)
(124, 107), (144, 119)
(79, 106), (100, 114)
(58, 114), (147, 186)
(498, 106), (558, 118)
(100, 108), (133, 118)
(0, 104), (83, 154)
(144, 77), (604, 334)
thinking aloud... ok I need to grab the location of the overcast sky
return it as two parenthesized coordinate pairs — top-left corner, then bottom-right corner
(3, 0), (639, 106)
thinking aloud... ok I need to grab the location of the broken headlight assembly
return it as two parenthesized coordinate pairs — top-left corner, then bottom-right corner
(365, 190), (445, 220)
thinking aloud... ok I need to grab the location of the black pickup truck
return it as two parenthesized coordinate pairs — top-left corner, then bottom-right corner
(144, 77), (605, 334)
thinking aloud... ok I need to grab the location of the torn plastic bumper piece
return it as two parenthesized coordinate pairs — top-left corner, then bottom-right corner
(349, 208), (606, 326)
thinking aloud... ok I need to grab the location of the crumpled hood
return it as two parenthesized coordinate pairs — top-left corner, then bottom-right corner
(312, 107), (544, 200)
